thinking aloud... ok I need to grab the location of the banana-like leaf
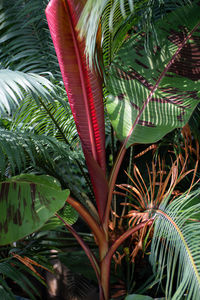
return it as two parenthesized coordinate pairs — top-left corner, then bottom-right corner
(78, 0), (191, 68)
(106, 2), (200, 148)
(0, 174), (69, 245)
(150, 189), (200, 299)
(45, 0), (108, 219)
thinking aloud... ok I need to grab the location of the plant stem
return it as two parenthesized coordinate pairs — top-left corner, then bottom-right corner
(67, 196), (107, 247)
(99, 220), (153, 300)
(55, 213), (106, 299)
(103, 144), (127, 228)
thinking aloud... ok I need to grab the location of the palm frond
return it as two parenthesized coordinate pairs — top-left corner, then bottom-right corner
(0, 0), (60, 76)
(0, 259), (40, 300)
(78, 0), (192, 68)
(0, 128), (83, 179)
(0, 128), (89, 204)
(12, 87), (79, 146)
(150, 189), (200, 299)
(0, 69), (55, 116)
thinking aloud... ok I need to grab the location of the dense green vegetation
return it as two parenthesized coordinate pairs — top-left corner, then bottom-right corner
(0, 0), (200, 299)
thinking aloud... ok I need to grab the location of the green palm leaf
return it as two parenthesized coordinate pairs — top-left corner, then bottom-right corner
(12, 91), (79, 146)
(106, 1), (200, 147)
(0, 69), (55, 115)
(150, 189), (200, 299)
(0, 128), (82, 179)
(0, 260), (40, 300)
(0, 0), (59, 75)
(0, 128), (86, 206)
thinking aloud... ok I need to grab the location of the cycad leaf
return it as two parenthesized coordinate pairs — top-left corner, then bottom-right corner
(12, 94), (79, 146)
(106, 2), (200, 148)
(0, 128), (81, 177)
(150, 190), (200, 299)
(0, 69), (55, 115)
(45, 0), (108, 219)
(0, 0), (59, 76)
(0, 174), (69, 245)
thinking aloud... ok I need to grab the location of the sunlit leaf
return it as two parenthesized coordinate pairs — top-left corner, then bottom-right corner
(106, 2), (200, 148)
(150, 189), (200, 299)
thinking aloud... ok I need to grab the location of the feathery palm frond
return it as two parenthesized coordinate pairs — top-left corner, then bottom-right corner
(78, 0), (192, 68)
(0, 128), (83, 180)
(150, 189), (200, 299)
(0, 0), (60, 76)
(0, 69), (56, 116)
(12, 88), (79, 146)
(0, 258), (41, 300)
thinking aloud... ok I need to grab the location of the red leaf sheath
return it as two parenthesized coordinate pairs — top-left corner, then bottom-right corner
(45, 0), (108, 220)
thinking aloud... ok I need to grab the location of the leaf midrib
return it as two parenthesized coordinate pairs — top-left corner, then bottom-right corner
(124, 21), (200, 148)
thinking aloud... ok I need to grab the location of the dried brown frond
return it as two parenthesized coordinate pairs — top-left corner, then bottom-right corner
(12, 253), (51, 280)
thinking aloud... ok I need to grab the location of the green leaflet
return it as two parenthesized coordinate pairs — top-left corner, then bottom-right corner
(0, 174), (70, 245)
(150, 190), (200, 299)
(0, 69), (55, 116)
(124, 295), (153, 300)
(106, 2), (200, 148)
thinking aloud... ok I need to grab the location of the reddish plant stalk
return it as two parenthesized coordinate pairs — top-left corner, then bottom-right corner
(67, 196), (107, 248)
(100, 220), (153, 300)
(103, 144), (127, 228)
(55, 213), (105, 300)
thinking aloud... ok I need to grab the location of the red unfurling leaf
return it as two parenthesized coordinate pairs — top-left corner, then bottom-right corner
(45, 0), (108, 220)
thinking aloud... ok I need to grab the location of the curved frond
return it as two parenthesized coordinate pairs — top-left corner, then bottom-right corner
(12, 90), (79, 147)
(0, 69), (55, 116)
(0, 259), (40, 299)
(150, 189), (200, 299)
(0, 0), (60, 76)
(0, 128), (83, 180)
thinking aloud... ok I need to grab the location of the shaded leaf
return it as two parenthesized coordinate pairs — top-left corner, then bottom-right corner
(0, 174), (69, 245)
(0, 0), (59, 75)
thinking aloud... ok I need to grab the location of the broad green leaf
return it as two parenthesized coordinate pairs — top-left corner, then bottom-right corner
(106, 2), (200, 148)
(0, 174), (69, 245)
(124, 295), (153, 300)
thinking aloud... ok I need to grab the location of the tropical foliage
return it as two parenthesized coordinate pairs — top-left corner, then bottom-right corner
(0, 0), (200, 299)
